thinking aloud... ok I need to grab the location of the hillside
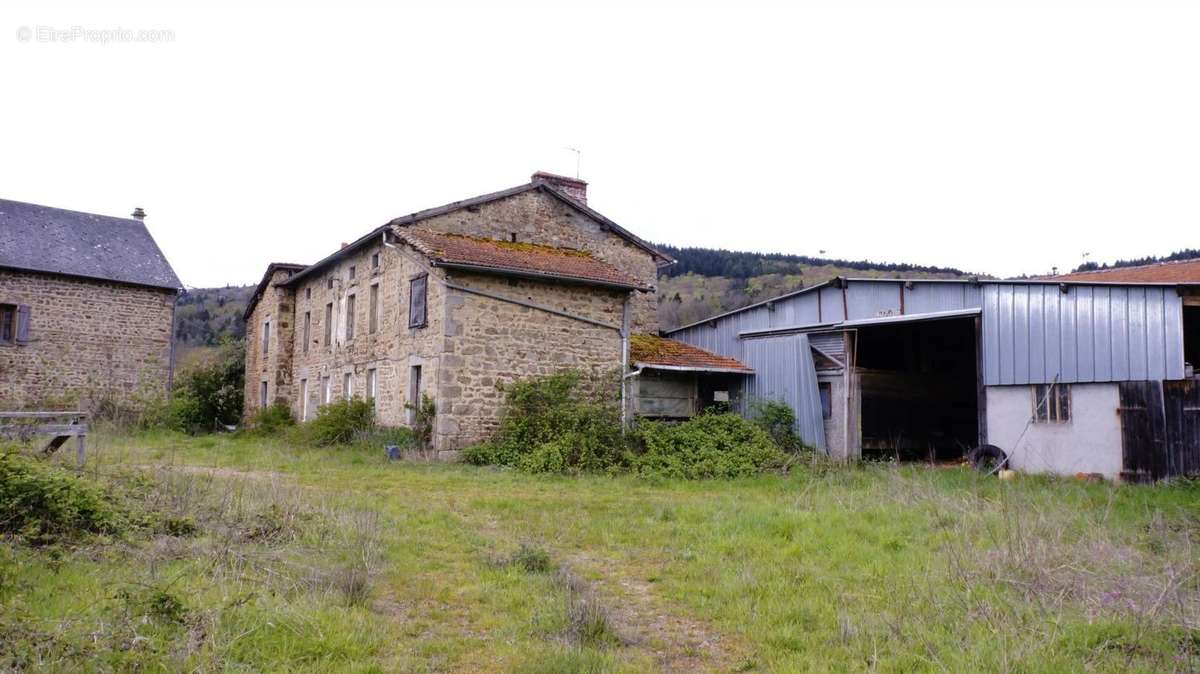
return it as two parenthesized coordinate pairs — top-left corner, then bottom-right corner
(1072, 248), (1200, 273)
(174, 285), (255, 348)
(655, 245), (970, 330)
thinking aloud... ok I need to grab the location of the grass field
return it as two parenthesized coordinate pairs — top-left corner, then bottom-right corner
(3, 432), (1198, 672)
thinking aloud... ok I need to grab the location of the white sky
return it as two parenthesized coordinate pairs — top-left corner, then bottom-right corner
(4, 3), (1200, 288)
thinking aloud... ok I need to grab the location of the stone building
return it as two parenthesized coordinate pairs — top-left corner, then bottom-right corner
(0, 200), (182, 410)
(244, 172), (751, 453)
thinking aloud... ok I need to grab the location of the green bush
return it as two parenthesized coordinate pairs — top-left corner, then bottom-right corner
(300, 398), (375, 447)
(463, 370), (625, 473)
(0, 453), (126, 544)
(748, 398), (807, 453)
(247, 401), (294, 436)
(156, 341), (245, 434)
(631, 413), (786, 479)
(404, 394), (436, 448)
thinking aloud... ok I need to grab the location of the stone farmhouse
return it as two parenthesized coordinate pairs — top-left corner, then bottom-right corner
(0, 200), (182, 410)
(243, 172), (750, 454)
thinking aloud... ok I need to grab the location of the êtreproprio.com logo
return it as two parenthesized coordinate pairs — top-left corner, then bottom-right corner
(16, 25), (175, 44)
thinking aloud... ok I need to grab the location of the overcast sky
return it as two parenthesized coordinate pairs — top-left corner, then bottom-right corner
(5, 4), (1200, 288)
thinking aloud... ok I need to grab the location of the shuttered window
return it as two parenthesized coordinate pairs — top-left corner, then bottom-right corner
(409, 275), (427, 328)
(324, 303), (333, 346)
(262, 319), (271, 356)
(345, 294), (356, 341)
(303, 311), (311, 353)
(369, 284), (379, 334)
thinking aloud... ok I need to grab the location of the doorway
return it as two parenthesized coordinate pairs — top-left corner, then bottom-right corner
(854, 317), (979, 461)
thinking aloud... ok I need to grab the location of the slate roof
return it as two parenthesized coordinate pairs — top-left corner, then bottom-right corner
(395, 228), (651, 290)
(0, 199), (181, 290)
(629, 334), (753, 373)
(1054, 259), (1200, 283)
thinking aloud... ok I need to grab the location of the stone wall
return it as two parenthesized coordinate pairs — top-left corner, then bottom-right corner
(0, 269), (175, 410)
(437, 271), (626, 448)
(278, 243), (448, 428)
(408, 188), (660, 333)
(244, 268), (298, 417)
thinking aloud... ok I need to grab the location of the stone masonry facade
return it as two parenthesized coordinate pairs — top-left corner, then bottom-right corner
(0, 269), (176, 410)
(244, 183), (659, 453)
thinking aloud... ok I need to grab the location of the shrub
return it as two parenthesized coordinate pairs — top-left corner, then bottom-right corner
(300, 398), (375, 447)
(0, 452), (126, 544)
(247, 401), (294, 436)
(404, 394), (436, 448)
(463, 370), (625, 473)
(748, 398), (807, 452)
(631, 413), (786, 479)
(352, 426), (418, 452)
(159, 341), (245, 434)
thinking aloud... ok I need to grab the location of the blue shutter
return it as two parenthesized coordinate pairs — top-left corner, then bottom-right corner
(15, 305), (31, 344)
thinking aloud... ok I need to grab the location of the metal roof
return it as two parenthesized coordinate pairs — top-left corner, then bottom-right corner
(0, 198), (182, 291)
(665, 276), (1200, 335)
(739, 308), (981, 338)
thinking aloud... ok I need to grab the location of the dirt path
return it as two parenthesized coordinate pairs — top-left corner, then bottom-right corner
(564, 551), (746, 673)
(135, 463), (290, 483)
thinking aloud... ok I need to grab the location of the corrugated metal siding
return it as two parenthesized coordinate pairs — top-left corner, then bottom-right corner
(741, 333), (826, 450)
(808, 332), (846, 363)
(982, 283), (1184, 385)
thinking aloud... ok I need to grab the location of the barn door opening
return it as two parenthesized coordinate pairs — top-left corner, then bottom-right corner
(855, 317), (979, 462)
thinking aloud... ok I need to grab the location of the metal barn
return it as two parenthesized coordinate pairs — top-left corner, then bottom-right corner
(666, 277), (1200, 481)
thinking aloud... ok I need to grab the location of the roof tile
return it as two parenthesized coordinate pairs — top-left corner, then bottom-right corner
(395, 228), (650, 290)
(629, 334), (753, 372)
(1054, 259), (1200, 283)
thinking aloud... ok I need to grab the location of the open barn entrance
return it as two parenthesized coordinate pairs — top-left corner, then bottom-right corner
(855, 317), (979, 462)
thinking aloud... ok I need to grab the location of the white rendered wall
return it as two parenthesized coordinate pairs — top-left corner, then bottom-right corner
(985, 383), (1123, 479)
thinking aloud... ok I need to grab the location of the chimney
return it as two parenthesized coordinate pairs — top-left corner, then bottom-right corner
(131, 207), (146, 220)
(531, 171), (587, 205)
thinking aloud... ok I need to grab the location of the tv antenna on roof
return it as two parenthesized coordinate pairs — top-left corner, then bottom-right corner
(566, 146), (582, 178)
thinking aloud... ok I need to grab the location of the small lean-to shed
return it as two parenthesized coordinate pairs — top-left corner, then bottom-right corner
(627, 334), (753, 419)
(667, 276), (1200, 481)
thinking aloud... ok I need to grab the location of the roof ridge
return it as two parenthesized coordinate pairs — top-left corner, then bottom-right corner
(0, 197), (144, 224)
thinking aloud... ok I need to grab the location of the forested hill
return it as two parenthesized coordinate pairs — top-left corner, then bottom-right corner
(1072, 248), (1200, 273)
(174, 285), (255, 348)
(655, 244), (971, 330)
(655, 244), (965, 280)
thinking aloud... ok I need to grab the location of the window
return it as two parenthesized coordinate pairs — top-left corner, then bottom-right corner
(300, 379), (309, 420)
(408, 365), (422, 424)
(321, 376), (331, 404)
(369, 284), (379, 334)
(327, 278), (334, 290)
(0, 304), (16, 344)
(409, 275), (428, 328)
(818, 382), (833, 420)
(345, 294), (356, 341)
(305, 287), (311, 301)
(324, 303), (333, 346)
(344, 372), (353, 399)
(367, 368), (377, 401)
(261, 319), (270, 356)
(1033, 384), (1071, 423)
(510, 232), (517, 243)
(371, 252), (380, 270)
(349, 265), (356, 281)
(303, 311), (311, 353)
(260, 381), (268, 407)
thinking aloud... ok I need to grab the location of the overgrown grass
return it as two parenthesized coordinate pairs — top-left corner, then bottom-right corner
(3, 431), (1198, 671)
